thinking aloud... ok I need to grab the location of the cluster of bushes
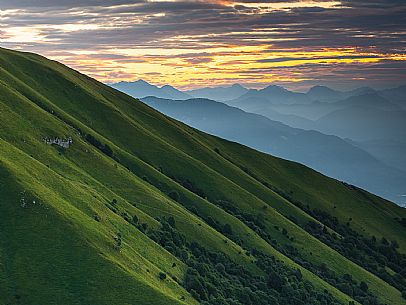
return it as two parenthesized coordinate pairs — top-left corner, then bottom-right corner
(398, 218), (406, 228)
(206, 199), (384, 305)
(302, 209), (406, 296)
(168, 177), (207, 199)
(146, 217), (343, 305)
(281, 245), (382, 305)
(85, 133), (114, 157)
(215, 199), (270, 239)
(259, 182), (406, 300)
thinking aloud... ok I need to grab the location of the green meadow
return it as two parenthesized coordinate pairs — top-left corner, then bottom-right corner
(0, 47), (405, 305)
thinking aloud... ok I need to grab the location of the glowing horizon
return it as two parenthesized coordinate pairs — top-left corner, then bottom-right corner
(0, 0), (405, 90)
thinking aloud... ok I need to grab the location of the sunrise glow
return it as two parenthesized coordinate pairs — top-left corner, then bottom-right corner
(1, 0), (404, 90)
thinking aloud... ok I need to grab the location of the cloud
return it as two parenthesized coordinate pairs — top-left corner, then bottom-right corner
(258, 55), (383, 63)
(0, 0), (144, 8)
(0, 0), (404, 89)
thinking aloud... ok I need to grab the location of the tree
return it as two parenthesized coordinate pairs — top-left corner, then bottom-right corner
(267, 271), (285, 291)
(215, 263), (225, 274)
(294, 268), (303, 281)
(159, 272), (167, 280)
(102, 143), (113, 157)
(222, 223), (233, 236)
(360, 281), (368, 292)
(168, 216), (176, 228)
(132, 214), (139, 224)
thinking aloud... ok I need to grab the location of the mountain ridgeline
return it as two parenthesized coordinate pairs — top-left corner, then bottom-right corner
(0, 48), (406, 305)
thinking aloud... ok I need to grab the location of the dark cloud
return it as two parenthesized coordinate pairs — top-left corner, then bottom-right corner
(339, 0), (406, 9)
(0, 0), (145, 8)
(3, 1), (405, 52)
(258, 55), (383, 63)
(1, 0), (404, 88)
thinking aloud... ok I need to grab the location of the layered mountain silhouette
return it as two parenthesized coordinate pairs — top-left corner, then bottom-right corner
(110, 79), (192, 100)
(223, 86), (406, 176)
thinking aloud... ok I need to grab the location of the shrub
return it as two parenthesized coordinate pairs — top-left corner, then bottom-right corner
(113, 232), (122, 251)
(85, 134), (114, 157)
(168, 190), (180, 202)
(159, 272), (167, 280)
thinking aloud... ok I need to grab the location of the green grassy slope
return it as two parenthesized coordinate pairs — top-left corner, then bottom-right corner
(0, 47), (405, 305)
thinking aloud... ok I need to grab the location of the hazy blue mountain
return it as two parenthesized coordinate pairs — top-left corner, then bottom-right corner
(313, 95), (406, 141)
(222, 86), (406, 176)
(306, 85), (344, 102)
(110, 79), (191, 100)
(349, 138), (406, 173)
(142, 96), (406, 205)
(186, 84), (248, 101)
(344, 86), (376, 97)
(334, 93), (401, 110)
(380, 85), (406, 109)
(306, 85), (377, 102)
(224, 85), (339, 123)
(259, 93), (400, 124)
(228, 84), (313, 108)
(228, 85), (399, 118)
(229, 89), (405, 132)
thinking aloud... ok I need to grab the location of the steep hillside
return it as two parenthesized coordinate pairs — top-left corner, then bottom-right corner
(0, 47), (405, 305)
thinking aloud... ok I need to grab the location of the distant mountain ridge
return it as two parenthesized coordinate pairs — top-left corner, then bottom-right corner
(185, 84), (248, 101)
(230, 85), (313, 107)
(110, 79), (192, 100)
(306, 85), (344, 102)
(109, 80), (406, 108)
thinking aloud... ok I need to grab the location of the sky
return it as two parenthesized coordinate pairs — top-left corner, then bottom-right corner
(0, 0), (405, 90)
